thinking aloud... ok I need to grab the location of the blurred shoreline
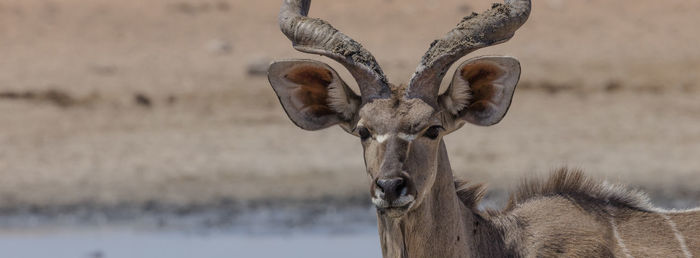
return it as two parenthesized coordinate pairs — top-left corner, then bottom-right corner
(0, 186), (696, 235)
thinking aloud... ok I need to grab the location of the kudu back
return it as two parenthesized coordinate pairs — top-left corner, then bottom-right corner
(266, 0), (699, 257)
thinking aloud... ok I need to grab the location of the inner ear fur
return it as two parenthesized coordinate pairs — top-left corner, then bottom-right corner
(439, 56), (521, 127)
(268, 59), (360, 131)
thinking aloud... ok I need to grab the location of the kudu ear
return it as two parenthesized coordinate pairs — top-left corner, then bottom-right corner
(268, 59), (361, 131)
(438, 56), (520, 127)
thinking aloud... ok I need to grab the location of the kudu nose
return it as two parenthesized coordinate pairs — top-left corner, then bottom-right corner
(376, 177), (407, 202)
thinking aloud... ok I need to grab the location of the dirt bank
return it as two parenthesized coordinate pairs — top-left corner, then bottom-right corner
(0, 0), (698, 212)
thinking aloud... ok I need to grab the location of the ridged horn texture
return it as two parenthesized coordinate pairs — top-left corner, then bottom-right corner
(279, 0), (391, 102)
(406, 0), (531, 106)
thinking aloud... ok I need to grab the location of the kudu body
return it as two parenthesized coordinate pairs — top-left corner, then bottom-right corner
(267, 0), (699, 257)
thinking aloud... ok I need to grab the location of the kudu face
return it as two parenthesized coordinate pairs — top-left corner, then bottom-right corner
(358, 97), (439, 217)
(268, 0), (530, 218)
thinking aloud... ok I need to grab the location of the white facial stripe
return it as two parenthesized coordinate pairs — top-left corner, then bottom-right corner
(375, 134), (390, 143)
(375, 133), (417, 143)
(397, 133), (417, 142)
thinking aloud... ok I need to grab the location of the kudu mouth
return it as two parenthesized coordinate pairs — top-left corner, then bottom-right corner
(372, 189), (415, 209)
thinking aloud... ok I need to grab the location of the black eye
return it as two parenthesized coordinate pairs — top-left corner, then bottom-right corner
(358, 127), (371, 140)
(423, 126), (442, 140)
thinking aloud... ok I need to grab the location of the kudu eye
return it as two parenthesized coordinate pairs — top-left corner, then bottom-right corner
(358, 127), (371, 140)
(423, 126), (443, 140)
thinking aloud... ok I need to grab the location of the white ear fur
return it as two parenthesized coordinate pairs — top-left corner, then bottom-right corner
(439, 78), (472, 115)
(327, 79), (360, 120)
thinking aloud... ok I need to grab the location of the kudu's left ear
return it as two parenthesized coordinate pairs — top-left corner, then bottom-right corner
(438, 56), (521, 127)
(268, 59), (361, 131)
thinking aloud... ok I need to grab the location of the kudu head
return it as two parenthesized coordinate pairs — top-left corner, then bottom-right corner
(268, 0), (530, 218)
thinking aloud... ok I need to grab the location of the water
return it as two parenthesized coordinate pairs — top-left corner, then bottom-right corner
(0, 202), (382, 258)
(0, 229), (381, 258)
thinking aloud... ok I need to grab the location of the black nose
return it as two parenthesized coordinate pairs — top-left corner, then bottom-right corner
(376, 177), (407, 202)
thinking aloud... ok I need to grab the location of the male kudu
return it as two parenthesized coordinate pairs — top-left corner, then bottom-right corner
(267, 0), (699, 257)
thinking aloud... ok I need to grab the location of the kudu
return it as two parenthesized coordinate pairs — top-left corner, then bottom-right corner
(267, 0), (699, 257)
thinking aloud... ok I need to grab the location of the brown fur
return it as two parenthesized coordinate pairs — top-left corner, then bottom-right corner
(461, 62), (504, 102)
(285, 66), (335, 117)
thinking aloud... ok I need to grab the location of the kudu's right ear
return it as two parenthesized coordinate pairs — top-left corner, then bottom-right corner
(268, 59), (361, 131)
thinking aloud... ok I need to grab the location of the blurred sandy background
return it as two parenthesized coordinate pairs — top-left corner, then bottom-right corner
(1, 0), (699, 214)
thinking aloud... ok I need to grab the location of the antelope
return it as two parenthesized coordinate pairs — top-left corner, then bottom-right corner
(267, 0), (700, 257)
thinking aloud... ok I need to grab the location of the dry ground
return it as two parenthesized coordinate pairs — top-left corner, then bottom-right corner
(0, 0), (699, 210)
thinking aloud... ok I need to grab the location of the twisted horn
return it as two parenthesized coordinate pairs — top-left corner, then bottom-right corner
(406, 0), (531, 105)
(279, 0), (391, 101)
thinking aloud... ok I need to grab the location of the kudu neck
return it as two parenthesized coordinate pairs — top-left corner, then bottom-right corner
(376, 140), (477, 257)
